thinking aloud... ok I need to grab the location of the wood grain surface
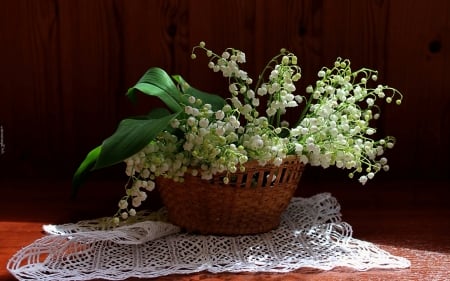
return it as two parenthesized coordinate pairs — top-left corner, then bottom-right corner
(1, 179), (449, 281)
(0, 1), (449, 280)
(0, 0), (448, 181)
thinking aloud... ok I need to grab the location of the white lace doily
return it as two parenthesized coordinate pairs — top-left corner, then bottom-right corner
(7, 193), (410, 281)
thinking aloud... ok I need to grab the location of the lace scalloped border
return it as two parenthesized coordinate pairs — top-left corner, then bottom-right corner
(7, 193), (410, 281)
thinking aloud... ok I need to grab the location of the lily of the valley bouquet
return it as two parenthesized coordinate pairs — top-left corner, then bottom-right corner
(73, 41), (402, 223)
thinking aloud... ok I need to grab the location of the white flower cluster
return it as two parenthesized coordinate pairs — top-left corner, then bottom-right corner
(114, 42), (402, 222)
(289, 58), (402, 184)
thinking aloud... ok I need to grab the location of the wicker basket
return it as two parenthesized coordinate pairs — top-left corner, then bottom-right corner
(157, 155), (304, 235)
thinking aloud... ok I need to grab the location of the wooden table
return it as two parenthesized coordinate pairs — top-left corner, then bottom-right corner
(1, 179), (449, 281)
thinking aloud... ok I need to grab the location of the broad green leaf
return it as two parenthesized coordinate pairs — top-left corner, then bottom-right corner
(94, 112), (179, 170)
(172, 74), (226, 111)
(132, 108), (177, 134)
(72, 145), (102, 197)
(127, 67), (184, 112)
(128, 108), (171, 120)
(71, 109), (175, 195)
(147, 107), (171, 118)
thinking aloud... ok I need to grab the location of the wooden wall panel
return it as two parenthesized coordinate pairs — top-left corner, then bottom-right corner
(0, 0), (61, 176)
(321, 0), (390, 69)
(186, 0), (258, 96)
(56, 0), (122, 172)
(384, 0), (450, 179)
(0, 0), (448, 181)
(117, 0), (190, 116)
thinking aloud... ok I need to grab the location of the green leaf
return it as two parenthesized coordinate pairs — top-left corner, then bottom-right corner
(72, 68), (225, 194)
(127, 68), (184, 112)
(172, 74), (226, 111)
(72, 145), (102, 197)
(129, 108), (171, 120)
(94, 112), (179, 170)
(71, 109), (176, 196)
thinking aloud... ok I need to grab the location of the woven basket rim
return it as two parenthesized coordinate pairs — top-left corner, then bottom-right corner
(180, 154), (302, 177)
(157, 156), (304, 235)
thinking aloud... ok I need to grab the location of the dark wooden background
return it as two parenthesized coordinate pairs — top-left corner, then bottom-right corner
(0, 0), (449, 183)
